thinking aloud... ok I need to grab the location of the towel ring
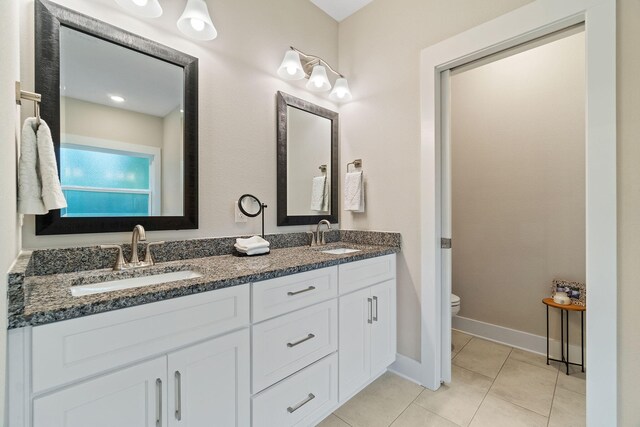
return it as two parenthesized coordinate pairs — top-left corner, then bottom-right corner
(346, 159), (362, 173)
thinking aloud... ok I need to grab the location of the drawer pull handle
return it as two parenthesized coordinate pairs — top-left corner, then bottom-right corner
(373, 296), (379, 322)
(287, 286), (316, 296)
(368, 298), (373, 324)
(155, 378), (162, 427)
(175, 370), (182, 421)
(287, 393), (316, 413)
(287, 333), (315, 348)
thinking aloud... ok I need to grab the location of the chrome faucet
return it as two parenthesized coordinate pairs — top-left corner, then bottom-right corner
(312, 220), (332, 246)
(101, 225), (165, 271)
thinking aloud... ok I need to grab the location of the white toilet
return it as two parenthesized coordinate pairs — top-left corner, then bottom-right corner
(451, 293), (461, 317)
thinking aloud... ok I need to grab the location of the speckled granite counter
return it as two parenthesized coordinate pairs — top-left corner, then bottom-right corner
(8, 231), (400, 329)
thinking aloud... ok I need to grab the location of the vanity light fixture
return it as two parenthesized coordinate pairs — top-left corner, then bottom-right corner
(177, 0), (218, 41)
(114, 0), (163, 18)
(278, 47), (352, 102)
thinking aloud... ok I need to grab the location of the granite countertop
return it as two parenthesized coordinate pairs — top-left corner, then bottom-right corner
(8, 238), (399, 329)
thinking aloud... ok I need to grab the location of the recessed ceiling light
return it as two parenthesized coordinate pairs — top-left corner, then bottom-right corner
(110, 95), (125, 103)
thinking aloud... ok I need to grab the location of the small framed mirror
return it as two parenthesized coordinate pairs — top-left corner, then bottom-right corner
(34, 0), (198, 235)
(277, 92), (338, 226)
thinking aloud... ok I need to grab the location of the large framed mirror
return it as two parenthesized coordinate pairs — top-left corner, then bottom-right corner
(277, 92), (338, 226)
(34, 0), (198, 235)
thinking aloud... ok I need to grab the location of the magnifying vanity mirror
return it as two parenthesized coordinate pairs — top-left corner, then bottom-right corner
(34, 0), (198, 235)
(277, 92), (338, 226)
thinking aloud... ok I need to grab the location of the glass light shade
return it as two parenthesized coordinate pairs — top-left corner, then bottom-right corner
(115, 0), (162, 18)
(277, 50), (305, 80)
(177, 0), (218, 41)
(306, 65), (331, 92)
(329, 78), (352, 102)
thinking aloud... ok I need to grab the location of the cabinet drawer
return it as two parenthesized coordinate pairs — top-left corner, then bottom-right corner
(339, 254), (396, 295)
(252, 353), (338, 427)
(32, 284), (250, 393)
(252, 267), (337, 322)
(252, 300), (337, 393)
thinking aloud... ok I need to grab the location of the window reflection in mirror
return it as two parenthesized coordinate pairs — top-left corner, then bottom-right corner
(59, 26), (184, 217)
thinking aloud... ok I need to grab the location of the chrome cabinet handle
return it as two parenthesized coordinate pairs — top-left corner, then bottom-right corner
(287, 286), (316, 296)
(373, 296), (378, 322)
(156, 378), (162, 427)
(367, 298), (373, 324)
(287, 333), (315, 348)
(287, 393), (315, 413)
(175, 371), (182, 421)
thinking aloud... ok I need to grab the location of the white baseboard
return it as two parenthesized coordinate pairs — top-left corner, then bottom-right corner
(388, 353), (425, 387)
(452, 316), (585, 366)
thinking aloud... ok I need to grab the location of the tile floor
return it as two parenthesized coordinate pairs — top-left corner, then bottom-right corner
(318, 331), (585, 427)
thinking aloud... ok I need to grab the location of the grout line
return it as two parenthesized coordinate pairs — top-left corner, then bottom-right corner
(387, 402), (413, 427)
(332, 412), (353, 426)
(468, 345), (513, 425)
(547, 369), (560, 426)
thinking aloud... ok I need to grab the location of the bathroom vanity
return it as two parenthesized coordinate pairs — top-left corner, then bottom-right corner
(6, 232), (399, 427)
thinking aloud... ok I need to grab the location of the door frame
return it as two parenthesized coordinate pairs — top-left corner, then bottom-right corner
(418, 0), (616, 425)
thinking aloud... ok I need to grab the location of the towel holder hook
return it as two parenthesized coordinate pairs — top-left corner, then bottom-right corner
(346, 159), (362, 173)
(15, 81), (42, 126)
(319, 164), (327, 174)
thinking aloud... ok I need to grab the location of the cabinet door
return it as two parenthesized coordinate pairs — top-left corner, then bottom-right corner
(167, 329), (250, 427)
(338, 287), (371, 402)
(33, 357), (166, 427)
(370, 279), (397, 375)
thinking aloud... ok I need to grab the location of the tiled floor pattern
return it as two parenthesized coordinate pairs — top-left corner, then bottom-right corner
(318, 331), (585, 427)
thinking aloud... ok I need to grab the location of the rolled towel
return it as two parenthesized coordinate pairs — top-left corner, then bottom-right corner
(344, 171), (364, 212)
(235, 235), (270, 251)
(310, 176), (328, 212)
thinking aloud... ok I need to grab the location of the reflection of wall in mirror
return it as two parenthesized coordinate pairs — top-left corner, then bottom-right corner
(61, 96), (183, 216)
(286, 107), (332, 216)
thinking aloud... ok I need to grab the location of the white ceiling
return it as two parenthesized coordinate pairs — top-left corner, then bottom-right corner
(310, 0), (374, 22)
(60, 26), (183, 118)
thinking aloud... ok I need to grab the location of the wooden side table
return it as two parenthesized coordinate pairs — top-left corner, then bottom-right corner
(542, 298), (585, 375)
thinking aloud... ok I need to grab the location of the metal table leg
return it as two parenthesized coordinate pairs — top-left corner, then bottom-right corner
(565, 310), (570, 375)
(546, 305), (549, 365)
(581, 310), (585, 373)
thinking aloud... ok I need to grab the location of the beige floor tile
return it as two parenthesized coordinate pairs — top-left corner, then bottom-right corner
(391, 404), (460, 427)
(452, 338), (511, 378)
(488, 358), (557, 416)
(469, 395), (548, 427)
(414, 366), (492, 426)
(317, 414), (351, 427)
(508, 348), (559, 372)
(452, 330), (473, 353)
(548, 387), (586, 427)
(556, 368), (586, 395)
(334, 372), (424, 427)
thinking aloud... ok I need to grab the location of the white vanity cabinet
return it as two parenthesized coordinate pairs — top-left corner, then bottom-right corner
(33, 356), (167, 427)
(338, 256), (397, 402)
(8, 253), (397, 427)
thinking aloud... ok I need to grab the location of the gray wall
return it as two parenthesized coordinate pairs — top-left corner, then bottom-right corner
(450, 31), (585, 343)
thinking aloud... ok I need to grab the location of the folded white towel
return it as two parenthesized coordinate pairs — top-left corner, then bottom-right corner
(310, 176), (328, 212)
(18, 118), (67, 214)
(344, 171), (364, 212)
(235, 236), (270, 251)
(235, 246), (270, 256)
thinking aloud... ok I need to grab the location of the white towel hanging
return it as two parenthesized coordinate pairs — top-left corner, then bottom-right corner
(344, 171), (364, 212)
(310, 175), (328, 212)
(18, 118), (67, 214)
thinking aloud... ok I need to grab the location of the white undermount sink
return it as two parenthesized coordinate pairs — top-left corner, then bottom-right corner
(70, 270), (203, 297)
(321, 248), (361, 255)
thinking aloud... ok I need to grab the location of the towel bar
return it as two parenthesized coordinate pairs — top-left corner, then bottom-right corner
(15, 81), (42, 126)
(346, 159), (362, 172)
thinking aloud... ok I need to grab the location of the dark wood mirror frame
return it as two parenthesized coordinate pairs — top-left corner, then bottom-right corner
(277, 92), (338, 226)
(34, 0), (198, 235)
